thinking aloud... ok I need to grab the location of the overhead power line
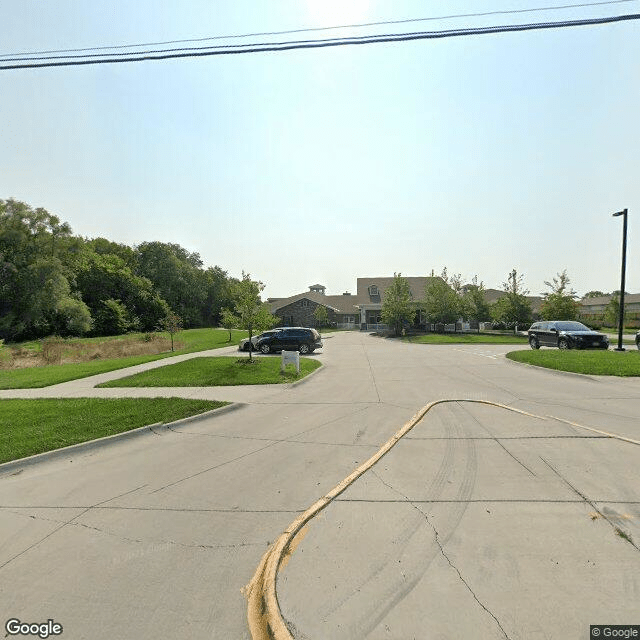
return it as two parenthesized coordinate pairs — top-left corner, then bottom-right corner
(1, 12), (638, 71)
(0, 0), (637, 58)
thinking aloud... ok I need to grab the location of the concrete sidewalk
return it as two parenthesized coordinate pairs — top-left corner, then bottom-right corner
(0, 345), (318, 404)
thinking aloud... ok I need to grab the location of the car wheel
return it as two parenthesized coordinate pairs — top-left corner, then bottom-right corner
(260, 344), (270, 354)
(299, 343), (310, 354)
(558, 338), (570, 350)
(529, 336), (539, 350)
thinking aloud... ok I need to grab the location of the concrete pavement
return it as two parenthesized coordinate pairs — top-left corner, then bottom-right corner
(0, 332), (639, 639)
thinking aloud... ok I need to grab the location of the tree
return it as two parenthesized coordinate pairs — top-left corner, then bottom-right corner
(583, 290), (606, 299)
(0, 199), (91, 340)
(220, 308), (240, 342)
(231, 272), (276, 361)
(136, 241), (208, 328)
(380, 273), (413, 336)
(94, 299), (136, 336)
(313, 305), (330, 330)
(75, 252), (169, 335)
(604, 293), (629, 329)
(423, 268), (459, 328)
(463, 276), (492, 332)
(158, 312), (183, 352)
(540, 270), (580, 320)
(491, 269), (532, 331)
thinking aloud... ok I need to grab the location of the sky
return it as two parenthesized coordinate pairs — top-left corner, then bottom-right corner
(1, 0), (639, 300)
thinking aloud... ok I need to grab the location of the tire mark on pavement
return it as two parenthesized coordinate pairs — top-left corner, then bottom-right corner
(456, 401), (536, 476)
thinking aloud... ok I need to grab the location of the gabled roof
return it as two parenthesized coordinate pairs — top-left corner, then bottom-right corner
(268, 291), (361, 315)
(356, 276), (444, 302)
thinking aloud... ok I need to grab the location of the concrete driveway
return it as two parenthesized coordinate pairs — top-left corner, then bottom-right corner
(0, 332), (638, 639)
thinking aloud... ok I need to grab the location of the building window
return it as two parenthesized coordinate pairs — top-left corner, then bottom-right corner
(301, 299), (309, 307)
(368, 285), (379, 296)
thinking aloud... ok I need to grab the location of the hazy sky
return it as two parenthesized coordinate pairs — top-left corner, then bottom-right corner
(1, 1), (639, 300)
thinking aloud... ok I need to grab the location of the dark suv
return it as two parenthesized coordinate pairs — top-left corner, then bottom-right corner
(636, 330), (640, 350)
(255, 328), (322, 354)
(527, 321), (608, 350)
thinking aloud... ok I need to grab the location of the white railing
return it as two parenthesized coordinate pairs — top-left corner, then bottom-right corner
(336, 322), (357, 330)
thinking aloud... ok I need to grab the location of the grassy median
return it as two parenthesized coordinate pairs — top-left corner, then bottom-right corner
(506, 349), (640, 376)
(0, 398), (227, 464)
(0, 328), (247, 390)
(98, 356), (322, 387)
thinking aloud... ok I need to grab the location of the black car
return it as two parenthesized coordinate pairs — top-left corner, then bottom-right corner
(527, 321), (609, 350)
(636, 330), (640, 350)
(238, 329), (282, 352)
(255, 328), (322, 354)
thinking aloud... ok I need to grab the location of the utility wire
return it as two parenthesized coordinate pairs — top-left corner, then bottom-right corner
(0, 0), (636, 58)
(1, 13), (638, 71)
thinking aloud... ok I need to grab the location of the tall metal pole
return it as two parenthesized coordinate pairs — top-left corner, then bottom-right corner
(612, 208), (628, 351)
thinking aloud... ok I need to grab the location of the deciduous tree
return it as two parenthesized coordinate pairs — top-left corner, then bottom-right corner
(231, 272), (277, 361)
(381, 273), (413, 336)
(540, 270), (580, 320)
(491, 269), (533, 331)
(423, 268), (459, 328)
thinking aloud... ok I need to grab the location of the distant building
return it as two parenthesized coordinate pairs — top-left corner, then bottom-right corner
(268, 277), (443, 330)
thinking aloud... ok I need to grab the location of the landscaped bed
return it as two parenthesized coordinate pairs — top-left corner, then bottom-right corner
(98, 356), (322, 387)
(506, 349), (640, 376)
(0, 398), (227, 464)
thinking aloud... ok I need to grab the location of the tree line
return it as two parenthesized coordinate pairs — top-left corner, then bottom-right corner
(0, 199), (242, 342)
(381, 268), (585, 336)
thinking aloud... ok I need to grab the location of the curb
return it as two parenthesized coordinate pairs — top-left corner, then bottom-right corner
(503, 354), (600, 381)
(243, 399), (544, 640)
(289, 362), (324, 387)
(0, 402), (243, 477)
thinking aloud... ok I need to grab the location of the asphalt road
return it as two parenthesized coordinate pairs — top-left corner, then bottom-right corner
(0, 332), (638, 639)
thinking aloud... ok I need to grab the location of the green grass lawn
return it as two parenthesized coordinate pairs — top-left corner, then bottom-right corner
(403, 333), (528, 345)
(98, 356), (322, 387)
(0, 398), (227, 464)
(506, 349), (640, 376)
(0, 328), (247, 390)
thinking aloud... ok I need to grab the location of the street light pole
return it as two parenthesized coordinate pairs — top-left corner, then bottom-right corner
(612, 208), (628, 351)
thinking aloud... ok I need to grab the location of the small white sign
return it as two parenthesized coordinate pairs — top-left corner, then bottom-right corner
(281, 350), (300, 374)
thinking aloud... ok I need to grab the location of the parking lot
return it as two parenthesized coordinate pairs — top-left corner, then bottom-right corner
(1, 332), (638, 639)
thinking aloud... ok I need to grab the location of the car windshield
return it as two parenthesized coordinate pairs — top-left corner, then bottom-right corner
(555, 321), (590, 331)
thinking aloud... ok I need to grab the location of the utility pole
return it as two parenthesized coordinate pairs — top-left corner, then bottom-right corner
(612, 208), (628, 351)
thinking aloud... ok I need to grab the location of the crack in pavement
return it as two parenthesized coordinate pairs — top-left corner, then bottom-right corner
(371, 469), (511, 640)
(152, 405), (372, 493)
(540, 457), (640, 553)
(1, 505), (305, 513)
(5, 508), (273, 554)
(166, 426), (380, 449)
(0, 483), (147, 572)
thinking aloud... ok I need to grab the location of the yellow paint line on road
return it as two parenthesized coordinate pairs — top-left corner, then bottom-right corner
(547, 415), (640, 446)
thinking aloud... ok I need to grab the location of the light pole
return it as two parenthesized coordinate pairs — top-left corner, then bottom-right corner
(612, 208), (628, 351)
